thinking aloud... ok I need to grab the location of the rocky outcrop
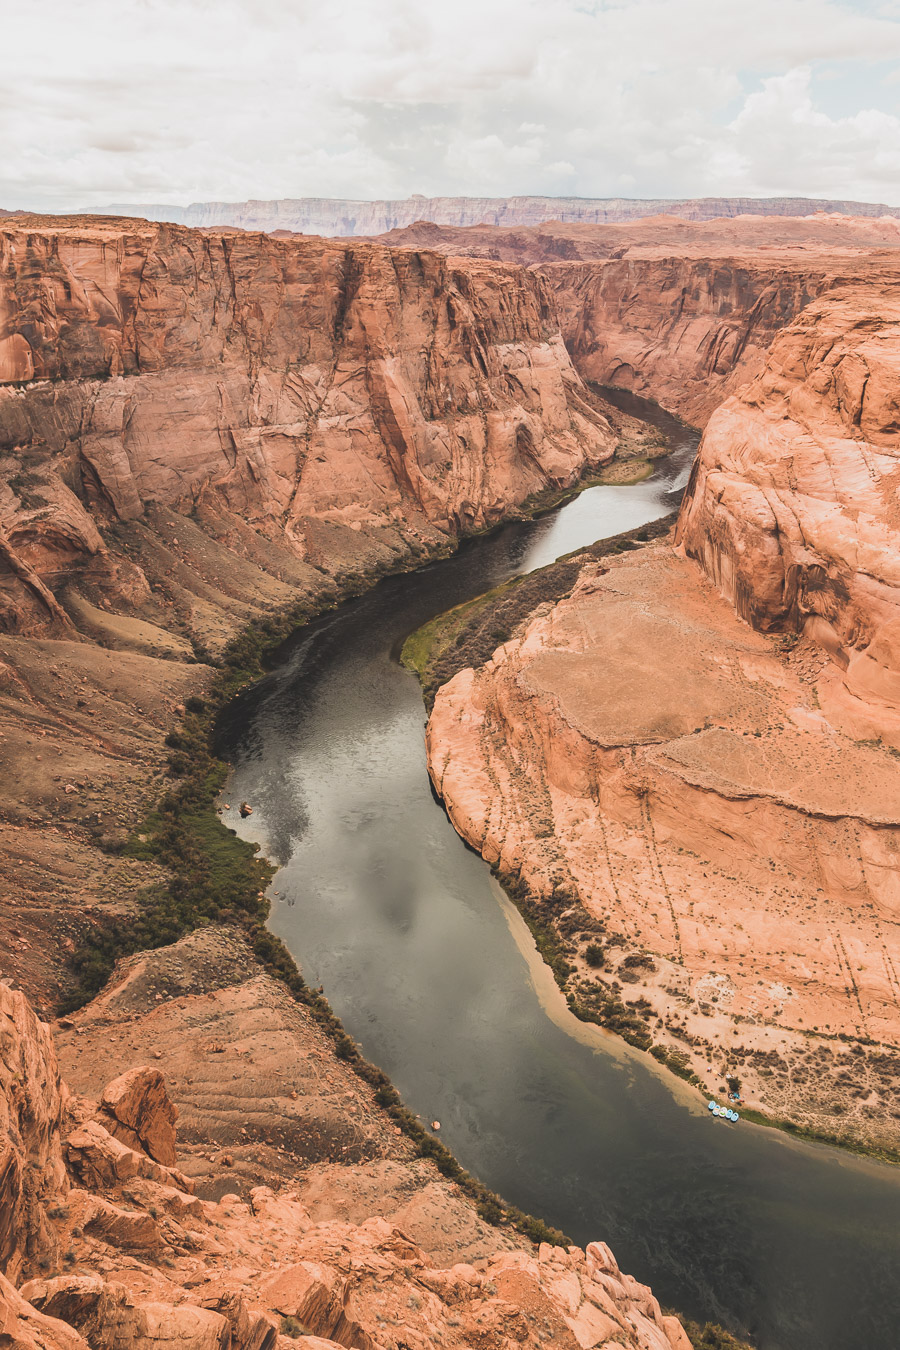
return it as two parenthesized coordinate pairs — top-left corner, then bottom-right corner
(0, 936), (694, 1350)
(677, 283), (900, 746)
(99, 1069), (177, 1167)
(0, 987), (66, 1282)
(0, 1272), (89, 1350)
(103, 194), (900, 236)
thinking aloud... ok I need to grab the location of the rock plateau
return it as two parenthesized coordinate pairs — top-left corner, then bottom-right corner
(99, 193), (900, 236)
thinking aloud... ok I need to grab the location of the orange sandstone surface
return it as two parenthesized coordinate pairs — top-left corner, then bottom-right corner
(7, 209), (900, 1342)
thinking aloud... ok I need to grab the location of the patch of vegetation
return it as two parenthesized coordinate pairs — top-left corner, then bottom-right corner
(402, 510), (678, 708)
(493, 867), (691, 1065)
(678, 1317), (756, 1349)
(733, 1105), (900, 1166)
(593, 458), (654, 485)
(279, 1317), (312, 1339)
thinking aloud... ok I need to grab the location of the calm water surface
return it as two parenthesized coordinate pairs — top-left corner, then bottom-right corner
(218, 394), (900, 1350)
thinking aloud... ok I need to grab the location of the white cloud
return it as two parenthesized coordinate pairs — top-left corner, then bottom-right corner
(3, 0), (900, 210)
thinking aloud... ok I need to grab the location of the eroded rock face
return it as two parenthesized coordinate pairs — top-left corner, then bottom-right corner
(379, 215), (900, 426)
(99, 1069), (177, 1167)
(677, 285), (900, 745)
(551, 255), (830, 425)
(0, 217), (616, 638)
(0, 1272), (89, 1350)
(0, 986), (66, 1282)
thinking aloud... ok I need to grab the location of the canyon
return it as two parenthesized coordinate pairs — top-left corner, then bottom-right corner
(1, 213), (638, 1012)
(5, 205), (900, 1347)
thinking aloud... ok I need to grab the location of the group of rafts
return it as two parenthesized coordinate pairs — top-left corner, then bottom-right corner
(708, 1100), (740, 1123)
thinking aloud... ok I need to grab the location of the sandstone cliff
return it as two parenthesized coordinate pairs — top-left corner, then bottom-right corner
(0, 216), (619, 641)
(0, 929), (694, 1350)
(101, 194), (900, 236)
(379, 216), (900, 426)
(677, 283), (900, 746)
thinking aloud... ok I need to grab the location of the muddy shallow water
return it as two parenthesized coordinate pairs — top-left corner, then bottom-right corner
(218, 392), (900, 1350)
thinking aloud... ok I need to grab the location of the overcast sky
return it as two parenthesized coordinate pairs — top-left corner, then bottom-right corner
(5, 0), (900, 211)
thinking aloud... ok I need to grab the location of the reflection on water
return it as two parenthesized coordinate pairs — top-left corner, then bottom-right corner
(217, 394), (900, 1350)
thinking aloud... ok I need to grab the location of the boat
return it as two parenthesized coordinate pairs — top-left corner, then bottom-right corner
(707, 1100), (739, 1122)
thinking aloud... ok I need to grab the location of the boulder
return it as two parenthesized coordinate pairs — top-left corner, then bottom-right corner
(259, 1263), (342, 1331)
(21, 1278), (230, 1350)
(99, 1067), (178, 1167)
(81, 1196), (162, 1255)
(130, 1304), (230, 1350)
(197, 1288), (277, 1350)
(0, 1272), (88, 1350)
(19, 1276), (134, 1350)
(66, 1119), (193, 1194)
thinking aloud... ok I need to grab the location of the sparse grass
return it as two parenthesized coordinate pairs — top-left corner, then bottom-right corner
(402, 510), (678, 708)
(677, 1316), (756, 1349)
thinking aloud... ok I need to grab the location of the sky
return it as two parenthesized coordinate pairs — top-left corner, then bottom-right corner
(5, 0), (900, 211)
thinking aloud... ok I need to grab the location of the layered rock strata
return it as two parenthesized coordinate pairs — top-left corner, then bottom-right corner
(379, 215), (900, 425)
(0, 929), (694, 1350)
(103, 194), (900, 235)
(0, 216), (619, 639)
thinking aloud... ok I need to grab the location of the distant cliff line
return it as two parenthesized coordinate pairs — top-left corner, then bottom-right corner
(83, 193), (900, 236)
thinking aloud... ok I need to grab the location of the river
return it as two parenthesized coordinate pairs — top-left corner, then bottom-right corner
(216, 391), (900, 1350)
